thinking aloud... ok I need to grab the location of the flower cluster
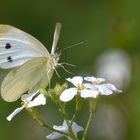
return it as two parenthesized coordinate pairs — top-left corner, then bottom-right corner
(60, 76), (122, 102)
(6, 75), (122, 140)
(7, 90), (46, 121)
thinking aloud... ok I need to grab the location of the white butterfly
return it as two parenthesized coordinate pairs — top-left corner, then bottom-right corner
(0, 22), (61, 102)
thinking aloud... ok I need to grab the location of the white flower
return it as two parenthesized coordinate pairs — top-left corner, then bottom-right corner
(60, 76), (99, 102)
(7, 91), (46, 121)
(46, 120), (84, 140)
(84, 76), (122, 95)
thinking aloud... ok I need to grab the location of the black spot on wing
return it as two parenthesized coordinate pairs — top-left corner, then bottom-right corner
(5, 43), (12, 49)
(7, 56), (13, 62)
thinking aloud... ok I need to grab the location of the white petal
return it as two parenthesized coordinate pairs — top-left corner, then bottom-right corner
(84, 84), (99, 92)
(80, 89), (99, 98)
(53, 125), (66, 132)
(105, 83), (122, 93)
(84, 76), (105, 83)
(84, 83), (95, 89)
(60, 88), (77, 102)
(84, 76), (96, 82)
(96, 78), (106, 83)
(47, 122), (67, 140)
(66, 76), (83, 87)
(63, 120), (83, 137)
(7, 106), (24, 121)
(21, 90), (39, 102)
(28, 94), (46, 108)
(46, 132), (63, 139)
(62, 120), (69, 130)
(71, 121), (84, 133)
(96, 85), (113, 95)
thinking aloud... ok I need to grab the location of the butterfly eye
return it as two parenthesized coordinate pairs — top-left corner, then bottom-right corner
(5, 43), (12, 49)
(7, 56), (13, 62)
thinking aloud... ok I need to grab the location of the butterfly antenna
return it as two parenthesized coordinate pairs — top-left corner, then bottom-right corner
(60, 62), (76, 67)
(58, 64), (74, 75)
(51, 22), (62, 55)
(59, 40), (88, 56)
(54, 67), (61, 79)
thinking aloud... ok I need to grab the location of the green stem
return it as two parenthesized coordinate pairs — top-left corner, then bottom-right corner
(27, 108), (69, 136)
(59, 104), (79, 140)
(81, 111), (94, 140)
(70, 110), (77, 127)
(65, 119), (78, 140)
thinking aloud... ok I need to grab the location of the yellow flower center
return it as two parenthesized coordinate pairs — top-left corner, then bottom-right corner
(92, 80), (100, 85)
(22, 100), (29, 108)
(76, 84), (85, 92)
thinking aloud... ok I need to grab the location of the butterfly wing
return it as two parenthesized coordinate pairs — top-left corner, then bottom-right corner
(1, 57), (53, 102)
(29, 71), (54, 93)
(0, 68), (11, 93)
(0, 25), (49, 69)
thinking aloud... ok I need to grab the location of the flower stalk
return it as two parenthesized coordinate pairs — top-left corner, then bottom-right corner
(81, 111), (94, 140)
(59, 103), (79, 140)
(27, 108), (69, 136)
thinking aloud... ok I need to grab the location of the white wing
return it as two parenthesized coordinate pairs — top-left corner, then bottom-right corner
(1, 57), (53, 102)
(0, 25), (49, 69)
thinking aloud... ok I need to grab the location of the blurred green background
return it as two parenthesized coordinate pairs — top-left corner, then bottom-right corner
(0, 0), (140, 140)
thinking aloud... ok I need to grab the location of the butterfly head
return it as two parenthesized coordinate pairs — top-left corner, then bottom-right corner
(50, 52), (60, 68)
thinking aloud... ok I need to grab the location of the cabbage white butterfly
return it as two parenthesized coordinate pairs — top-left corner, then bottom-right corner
(0, 22), (61, 102)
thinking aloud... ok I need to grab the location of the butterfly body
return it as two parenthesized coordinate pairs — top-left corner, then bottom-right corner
(0, 23), (61, 102)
